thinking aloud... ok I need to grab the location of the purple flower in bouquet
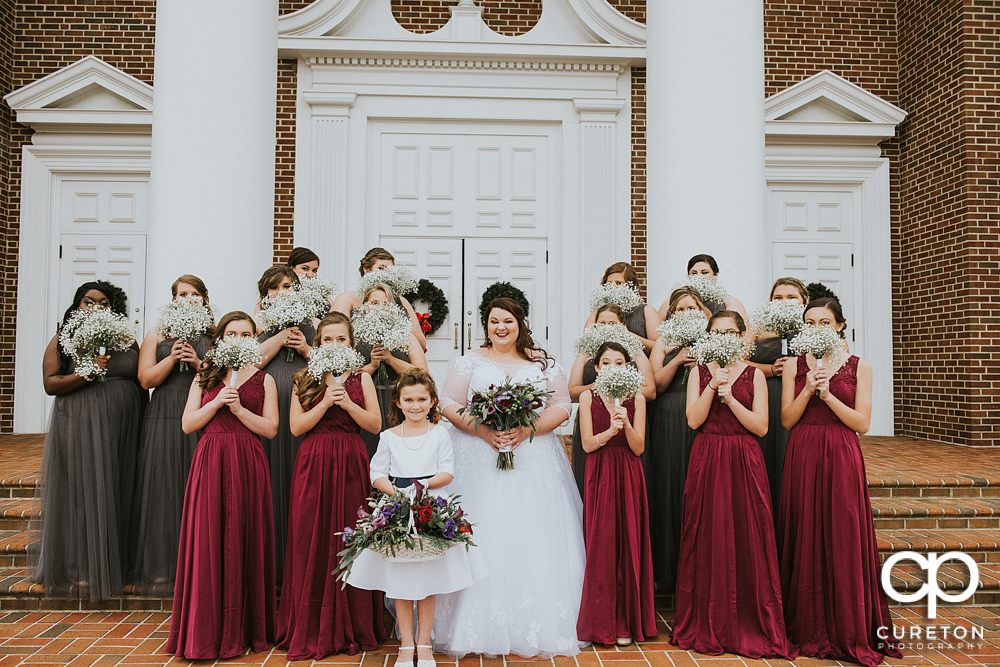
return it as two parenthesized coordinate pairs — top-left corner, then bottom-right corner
(343, 526), (355, 539)
(413, 479), (426, 502)
(371, 515), (387, 529)
(443, 520), (457, 539)
(435, 497), (448, 507)
(455, 507), (464, 520)
(358, 506), (371, 519)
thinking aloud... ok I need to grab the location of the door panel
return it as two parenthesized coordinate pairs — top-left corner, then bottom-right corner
(60, 234), (147, 339)
(772, 242), (855, 348)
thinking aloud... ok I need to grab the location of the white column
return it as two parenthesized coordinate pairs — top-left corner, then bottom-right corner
(646, 1), (766, 309)
(148, 2), (278, 316)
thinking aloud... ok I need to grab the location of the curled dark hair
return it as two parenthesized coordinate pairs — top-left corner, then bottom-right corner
(287, 247), (320, 268)
(388, 368), (442, 426)
(592, 341), (632, 366)
(707, 309), (747, 334)
(57, 281), (129, 374)
(198, 312), (257, 391)
(687, 254), (720, 275)
(292, 313), (357, 410)
(804, 297), (847, 339)
(481, 297), (553, 369)
(257, 266), (299, 299)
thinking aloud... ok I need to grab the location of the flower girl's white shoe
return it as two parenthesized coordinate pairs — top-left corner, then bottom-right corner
(393, 646), (415, 667)
(416, 644), (436, 667)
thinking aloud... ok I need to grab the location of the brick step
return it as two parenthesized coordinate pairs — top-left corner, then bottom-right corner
(884, 562), (1000, 609)
(0, 530), (36, 568)
(868, 476), (1000, 499)
(0, 479), (37, 500)
(877, 529), (1000, 563)
(872, 497), (1000, 530)
(0, 498), (36, 531)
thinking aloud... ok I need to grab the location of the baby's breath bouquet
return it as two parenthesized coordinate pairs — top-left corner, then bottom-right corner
(154, 298), (217, 372)
(259, 288), (317, 362)
(297, 277), (337, 317)
(692, 332), (752, 403)
(573, 323), (643, 361)
(356, 265), (419, 299)
(59, 308), (136, 382)
(789, 325), (845, 369)
(749, 300), (806, 355)
(351, 302), (412, 380)
(594, 364), (644, 407)
(205, 337), (262, 387)
(307, 344), (366, 383)
(657, 310), (709, 383)
(675, 275), (728, 308)
(588, 282), (642, 314)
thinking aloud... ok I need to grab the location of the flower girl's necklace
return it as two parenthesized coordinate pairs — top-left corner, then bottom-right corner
(401, 421), (431, 450)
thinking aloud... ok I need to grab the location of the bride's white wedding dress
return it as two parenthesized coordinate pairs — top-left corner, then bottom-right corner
(433, 352), (586, 658)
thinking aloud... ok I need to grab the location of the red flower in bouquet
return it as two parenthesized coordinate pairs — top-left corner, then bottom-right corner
(417, 506), (434, 525)
(459, 522), (473, 535)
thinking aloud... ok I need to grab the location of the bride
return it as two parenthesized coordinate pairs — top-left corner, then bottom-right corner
(433, 297), (586, 658)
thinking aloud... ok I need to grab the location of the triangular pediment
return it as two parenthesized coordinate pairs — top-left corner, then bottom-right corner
(4, 56), (152, 112)
(765, 70), (905, 125)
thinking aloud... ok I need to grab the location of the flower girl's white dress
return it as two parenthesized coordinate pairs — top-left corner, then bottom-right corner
(433, 353), (586, 658)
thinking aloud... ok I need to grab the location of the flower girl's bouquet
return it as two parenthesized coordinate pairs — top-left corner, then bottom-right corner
(356, 265), (419, 299)
(573, 322), (643, 361)
(259, 288), (318, 362)
(351, 302), (412, 381)
(457, 379), (552, 471)
(692, 332), (753, 403)
(296, 277), (337, 317)
(789, 326), (845, 369)
(657, 310), (709, 383)
(594, 364), (644, 408)
(307, 343), (366, 383)
(153, 298), (218, 372)
(59, 308), (136, 382)
(675, 275), (728, 308)
(588, 282), (643, 314)
(205, 337), (262, 387)
(335, 480), (475, 584)
(749, 300), (806, 355)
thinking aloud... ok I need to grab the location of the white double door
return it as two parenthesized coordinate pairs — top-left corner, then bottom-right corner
(381, 237), (547, 383)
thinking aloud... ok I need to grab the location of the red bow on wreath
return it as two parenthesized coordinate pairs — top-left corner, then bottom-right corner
(416, 312), (432, 333)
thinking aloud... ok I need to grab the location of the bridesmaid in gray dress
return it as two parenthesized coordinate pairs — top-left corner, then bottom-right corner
(132, 275), (214, 595)
(647, 286), (710, 591)
(747, 277), (810, 534)
(352, 282), (428, 459)
(32, 281), (143, 599)
(659, 253), (748, 319)
(256, 266), (315, 582)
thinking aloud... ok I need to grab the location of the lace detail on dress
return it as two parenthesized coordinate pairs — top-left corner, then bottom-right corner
(440, 353), (572, 422)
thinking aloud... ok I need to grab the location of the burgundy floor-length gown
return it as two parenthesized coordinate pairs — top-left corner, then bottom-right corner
(672, 365), (795, 660)
(577, 394), (658, 645)
(166, 370), (276, 659)
(276, 375), (386, 659)
(780, 355), (902, 666)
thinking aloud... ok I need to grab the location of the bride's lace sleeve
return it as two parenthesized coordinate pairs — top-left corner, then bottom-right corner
(545, 361), (572, 421)
(440, 355), (474, 411)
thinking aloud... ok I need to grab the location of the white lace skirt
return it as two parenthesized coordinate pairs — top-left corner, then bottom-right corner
(432, 430), (587, 658)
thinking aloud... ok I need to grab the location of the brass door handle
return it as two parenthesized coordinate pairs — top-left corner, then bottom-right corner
(454, 323), (459, 350)
(467, 323), (472, 350)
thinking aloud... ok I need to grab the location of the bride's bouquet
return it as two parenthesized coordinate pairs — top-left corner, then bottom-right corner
(307, 343), (366, 383)
(153, 298), (218, 372)
(749, 300), (806, 355)
(789, 325), (845, 369)
(351, 302), (412, 381)
(594, 364), (644, 407)
(692, 332), (753, 403)
(657, 310), (709, 383)
(675, 275), (728, 308)
(205, 337), (262, 387)
(259, 288), (318, 362)
(335, 480), (475, 585)
(573, 322), (643, 361)
(297, 277), (337, 317)
(59, 308), (136, 382)
(356, 265), (419, 299)
(588, 282), (642, 314)
(457, 379), (552, 471)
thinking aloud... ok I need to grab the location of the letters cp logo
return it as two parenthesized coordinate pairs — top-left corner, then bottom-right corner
(881, 551), (979, 618)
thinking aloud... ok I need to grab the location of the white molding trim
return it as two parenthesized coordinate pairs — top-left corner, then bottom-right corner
(14, 145), (152, 434)
(278, 0), (369, 37)
(306, 57), (623, 72)
(562, 0), (645, 45)
(766, 156), (895, 436)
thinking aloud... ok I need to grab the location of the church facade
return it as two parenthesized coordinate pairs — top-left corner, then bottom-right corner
(0, 0), (996, 446)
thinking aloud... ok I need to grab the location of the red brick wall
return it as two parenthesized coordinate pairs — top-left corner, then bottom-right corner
(391, 0), (541, 36)
(0, 0), (14, 428)
(608, 0), (645, 24)
(630, 67), (647, 293)
(273, 58), (297, 265)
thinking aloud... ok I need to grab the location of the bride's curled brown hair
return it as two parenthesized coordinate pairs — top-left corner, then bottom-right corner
(481, 297), (554, 369)
(388, 368), (442, 426)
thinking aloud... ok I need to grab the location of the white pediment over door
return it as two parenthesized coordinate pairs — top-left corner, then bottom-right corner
(278, 0), (645, 46)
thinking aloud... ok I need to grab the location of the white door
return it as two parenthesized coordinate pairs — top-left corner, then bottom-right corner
(59, 234), (147, 338)
(771, 242), (856, 347)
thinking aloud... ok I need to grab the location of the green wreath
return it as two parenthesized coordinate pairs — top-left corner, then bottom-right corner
(403, 278), (450, 336)
(478, 281), (530, 329)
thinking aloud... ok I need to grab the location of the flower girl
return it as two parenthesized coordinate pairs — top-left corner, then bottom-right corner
(347, 368), (486, 667)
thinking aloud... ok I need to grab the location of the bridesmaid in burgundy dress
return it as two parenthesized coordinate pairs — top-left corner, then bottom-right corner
(276, 312), (387, 659)
(576, 342), (657, 646)
(779, 298), (901, 666)
(166, 312), (279, 660)
(672, 311), (794, 660)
